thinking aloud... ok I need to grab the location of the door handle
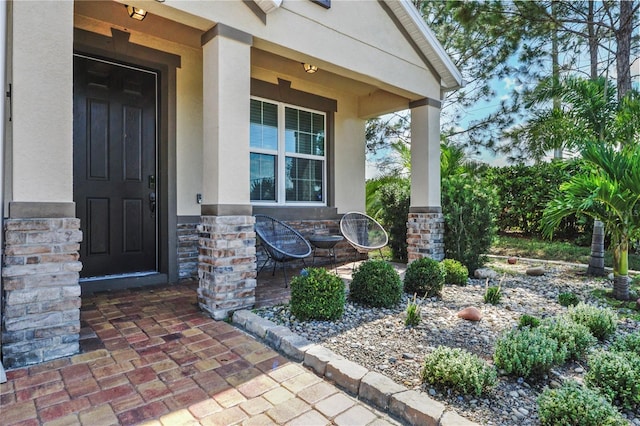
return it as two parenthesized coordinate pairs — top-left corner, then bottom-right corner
(149, 192), (156, 214)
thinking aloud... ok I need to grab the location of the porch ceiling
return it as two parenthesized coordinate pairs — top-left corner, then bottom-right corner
(75, 0), (415, 118)
(251, 47), (411, 118)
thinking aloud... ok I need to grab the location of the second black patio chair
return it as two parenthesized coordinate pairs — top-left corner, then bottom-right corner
(339, 211), (388, 268)
(254, 214), (312, 286)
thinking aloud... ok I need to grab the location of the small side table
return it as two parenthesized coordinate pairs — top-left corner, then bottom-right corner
(309, 235), (344, 272)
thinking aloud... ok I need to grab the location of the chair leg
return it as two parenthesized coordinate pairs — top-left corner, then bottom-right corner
(282, 262), (288, 288)
(258, 256), (270, 274)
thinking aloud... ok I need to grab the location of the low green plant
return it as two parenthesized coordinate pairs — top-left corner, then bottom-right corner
(405, 293), (421, 327)
(442, 259), (469, 285)
(484, 286), (502, 305)
(558, 292), (581, 307)
(585, 350), (640, 409)
(611, 331), (640, 355)
(539, 317), (597, 360)
(289, 268), (345, 321)
(537, 381), (627, 426)
(566, 302), (617, 340)
(518, 314), (541, 329)
(349, 260), (402, 308)
(421, 346), (497, 396)
(483, 276), (504, 305)
(493, 327), (566, 379)
(403, 257), (445, 298)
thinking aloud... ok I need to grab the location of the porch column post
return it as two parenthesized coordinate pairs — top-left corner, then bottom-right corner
(198, 24), (256, 320)
(2, 1), (82, 368)
(407, 99), (445, 263)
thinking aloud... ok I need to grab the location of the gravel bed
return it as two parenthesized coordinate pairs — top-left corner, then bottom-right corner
(253, 260), (640, 425)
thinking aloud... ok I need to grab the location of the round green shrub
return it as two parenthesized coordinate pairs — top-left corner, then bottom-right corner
(442, 259), (469, 285)
(518, 314), (541, 329)
(539, 317), (597, 360)
(349, 260), (402, 308)
(289, 268), (345, 321)
(558, 292), (580, 307)
(537, 381), (627, 426)
(611, 331), (640, 355)
(403, 257), (445, 297)
(585, 350), (640, 409)
(493, 327), (566, 379)
(566, 302), (617, 341)
(421, 346), (496, 396)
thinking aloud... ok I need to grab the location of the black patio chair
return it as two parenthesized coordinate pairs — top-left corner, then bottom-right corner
(254, 214), (312, 286)
(339, 211), (388, 268)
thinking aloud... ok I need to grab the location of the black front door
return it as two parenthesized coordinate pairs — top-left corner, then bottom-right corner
(73, 55), (158, 279)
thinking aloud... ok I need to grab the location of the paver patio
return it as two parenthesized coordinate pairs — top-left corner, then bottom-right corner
(0, 269), (402, 426)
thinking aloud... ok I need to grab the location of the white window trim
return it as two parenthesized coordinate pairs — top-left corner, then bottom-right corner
(250, 96), (327, 207)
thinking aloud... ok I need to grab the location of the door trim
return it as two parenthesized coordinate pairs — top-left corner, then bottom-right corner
(74, 27), (181, 294)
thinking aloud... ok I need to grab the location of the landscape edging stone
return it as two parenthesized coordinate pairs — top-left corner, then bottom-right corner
(232, 309), (480, 426)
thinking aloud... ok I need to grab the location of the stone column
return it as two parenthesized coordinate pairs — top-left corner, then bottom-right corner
(198, 24), (256, 319)
(407, 99), (444, 262)
(407, 210), (445, 262)
(2, 218), (82, 368)
(2, 1), (78, 368)
(197, 216), (256, 320)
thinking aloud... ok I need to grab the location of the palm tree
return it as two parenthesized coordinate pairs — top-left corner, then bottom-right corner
(541, 142), (640, 300)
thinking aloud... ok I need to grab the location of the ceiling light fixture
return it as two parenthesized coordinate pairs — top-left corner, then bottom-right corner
(302, 63), (318, 74)
(126, 5), (148, 21)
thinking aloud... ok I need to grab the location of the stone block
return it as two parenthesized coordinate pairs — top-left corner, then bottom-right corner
(279, 334), (314, 362)
(232, 310), (255, 327)
(244, 315), (277, 339)
(43, 342), (79, 362)
(264, 326), (296, 350)
(4, 312), (63, 332)
(2, 262), (62, 278)
(389, 390), (445, 426)
(303, 345), (341, 377)
(440, 410), (479, 426)
(325, 357), (369, 395)
(5, 287), (63, 305)
(359, 371), (406, 410)
(2, 350), (43, 368)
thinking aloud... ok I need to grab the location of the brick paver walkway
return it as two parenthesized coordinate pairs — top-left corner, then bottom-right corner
(0, 281), (401, 425)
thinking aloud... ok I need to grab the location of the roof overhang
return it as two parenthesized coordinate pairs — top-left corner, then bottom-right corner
(382, 0), (464, 91)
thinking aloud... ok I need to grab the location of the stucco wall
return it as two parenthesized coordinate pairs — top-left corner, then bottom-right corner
(9, 1), (74, 203)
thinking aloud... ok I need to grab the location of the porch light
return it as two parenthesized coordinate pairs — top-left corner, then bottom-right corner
(126, 5), (148, 21)
(302, 63), (318, 74)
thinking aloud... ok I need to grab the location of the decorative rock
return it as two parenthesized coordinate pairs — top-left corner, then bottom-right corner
(474, 268), (498, 279)
(457, 307), (482, 322)
(550, 380), (562, 389)
(507, 257), (518, 264)
(526, 266), (545, 276)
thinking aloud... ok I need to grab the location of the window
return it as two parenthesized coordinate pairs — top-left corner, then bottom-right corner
(250, 98), (326, 205)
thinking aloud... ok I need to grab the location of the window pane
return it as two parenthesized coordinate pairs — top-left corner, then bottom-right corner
(250, 100), (278, 150)
(285, 157), (323, 202)
(284, 107), (324, 155)
(298, 110), (312, 133)
(250, 153), (276, 201)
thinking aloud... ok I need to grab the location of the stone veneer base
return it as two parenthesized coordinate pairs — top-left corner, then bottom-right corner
(406, 211), (445, 263)
(2, 218), (83, 368)
(197, 215), (257, 320)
